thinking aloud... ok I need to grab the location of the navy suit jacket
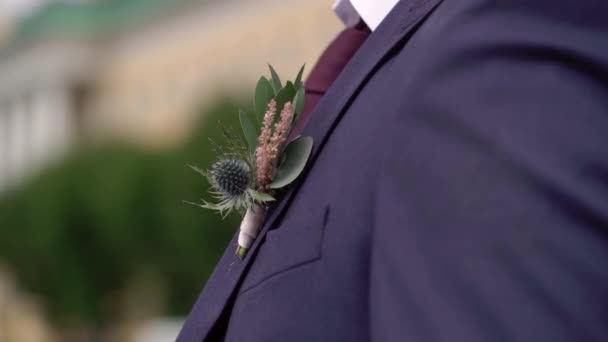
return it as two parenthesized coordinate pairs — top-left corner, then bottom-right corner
(178, 0), (608, 341)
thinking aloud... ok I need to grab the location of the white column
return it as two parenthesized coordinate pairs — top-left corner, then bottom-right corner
(30, 90), (54, 168)
(1, 87), (76, 190)
(47, 86), (74, 160)
(6, 99), (30, 185)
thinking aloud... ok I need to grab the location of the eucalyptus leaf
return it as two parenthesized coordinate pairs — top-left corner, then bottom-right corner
(254, 76), (274, 124)
(239, 109), (259, 152)
(274, 82), (296, 122)
(292, 86), (305, 121)
(268, 136), (313, 189)
(268, 64), (282, 94)
(294, 64), (305, 90)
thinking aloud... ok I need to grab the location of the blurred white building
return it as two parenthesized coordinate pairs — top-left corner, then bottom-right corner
(0, 0), (341, 194)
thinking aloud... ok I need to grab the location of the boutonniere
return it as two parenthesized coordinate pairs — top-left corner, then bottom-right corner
(188, 65), (313, 259)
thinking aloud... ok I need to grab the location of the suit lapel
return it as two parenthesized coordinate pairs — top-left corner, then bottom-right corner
(250, 0), (444, 271)
(179, 0), (443, 340)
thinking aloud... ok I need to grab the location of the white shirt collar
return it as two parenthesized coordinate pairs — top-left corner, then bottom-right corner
(333, 0), (400, 31)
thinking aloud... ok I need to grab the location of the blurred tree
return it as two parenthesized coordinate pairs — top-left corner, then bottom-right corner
(0, 98), (242, 330)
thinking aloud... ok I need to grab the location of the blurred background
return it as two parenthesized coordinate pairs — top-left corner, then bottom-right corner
(0, 0), (341, 341)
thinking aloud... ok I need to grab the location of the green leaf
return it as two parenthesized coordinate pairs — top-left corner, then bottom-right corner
(247, 189), (276, 202)
(274, 82), (296, 122)
(292, 86), (305, 121)
(268, 136), (313, 189)
(254, 76), (274, 124)
(239, 109), (259, 152)
(268, 64), (282, 94)
(294, 64), (305, 90)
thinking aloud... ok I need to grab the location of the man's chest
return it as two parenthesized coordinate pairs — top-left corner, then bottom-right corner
(222, 54), (423, 340)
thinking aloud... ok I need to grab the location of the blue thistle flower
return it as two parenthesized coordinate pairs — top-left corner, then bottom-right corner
(186, 158), (274, 217)
(208, 159), (251, 197)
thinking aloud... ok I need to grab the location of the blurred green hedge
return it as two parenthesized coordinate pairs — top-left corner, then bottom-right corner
(0, 99), (243, 325)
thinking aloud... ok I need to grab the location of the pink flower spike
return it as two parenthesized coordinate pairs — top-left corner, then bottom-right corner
(255, 99), (278, 189)
(255, 101), (294, 190)
(270, 102), (294, 149)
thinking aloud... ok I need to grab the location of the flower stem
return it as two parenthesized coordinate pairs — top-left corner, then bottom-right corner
(236, 246), (248, 260)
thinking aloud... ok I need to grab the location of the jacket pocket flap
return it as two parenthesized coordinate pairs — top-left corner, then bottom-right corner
(238, 206), (329, 294)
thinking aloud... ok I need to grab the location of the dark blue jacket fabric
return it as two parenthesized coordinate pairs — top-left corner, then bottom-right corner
(178, 0), (608, 340)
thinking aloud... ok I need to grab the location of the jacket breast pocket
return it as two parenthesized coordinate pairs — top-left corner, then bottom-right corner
(238, 205), (329, 295)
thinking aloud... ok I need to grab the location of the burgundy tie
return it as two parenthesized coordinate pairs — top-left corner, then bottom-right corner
(290, 22), (371, 137)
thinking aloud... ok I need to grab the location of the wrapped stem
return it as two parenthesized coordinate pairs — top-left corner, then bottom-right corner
(236, 203), (266, 259)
